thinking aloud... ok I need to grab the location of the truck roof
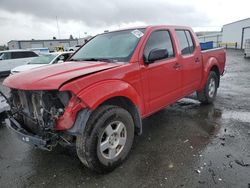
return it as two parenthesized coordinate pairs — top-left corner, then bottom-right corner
(106, 25), (193, 33)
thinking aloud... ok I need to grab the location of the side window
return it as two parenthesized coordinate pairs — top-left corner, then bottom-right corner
(62, 54), (70, 61)
(176, 30), (195, 55)
(55, 54), (69, 63)
(144, 30), (174, 62)
(58, 54), (66, 61)
(24, 51), (38, 57)
(176, 30), (190, 55)
(5, 52), (11, 59)
(185, 31), (195, 53)
(11, 52), (25, 59)
(0, 52), (10, 60)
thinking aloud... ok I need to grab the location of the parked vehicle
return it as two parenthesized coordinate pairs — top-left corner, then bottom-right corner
(3, 25), (226, 173)
(0, 50), (38, 76)
(54, 46), (64, 52)
(244, 39), (250, 58)
(11, 52), (73, 74)
(29, 48), (50, 55)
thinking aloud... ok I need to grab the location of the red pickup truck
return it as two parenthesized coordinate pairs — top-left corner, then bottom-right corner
(3, 25), (226, 173)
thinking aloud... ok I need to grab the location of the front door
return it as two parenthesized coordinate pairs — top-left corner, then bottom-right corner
(141, 30), (182, 114)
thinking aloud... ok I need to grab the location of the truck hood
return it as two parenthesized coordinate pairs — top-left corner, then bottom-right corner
(11, 64), (48, 74)
(3, 61), (121, 90)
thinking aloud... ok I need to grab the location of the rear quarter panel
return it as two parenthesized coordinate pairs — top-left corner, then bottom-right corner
(202, 48), (226, 74)
(198, 48), (226, 90)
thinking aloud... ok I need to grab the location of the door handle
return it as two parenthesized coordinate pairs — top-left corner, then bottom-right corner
(195, 57), (200, 63)
(173, 63), (181, 69)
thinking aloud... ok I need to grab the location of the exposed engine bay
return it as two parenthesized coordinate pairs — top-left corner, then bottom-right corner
(8, 89), (73, 148)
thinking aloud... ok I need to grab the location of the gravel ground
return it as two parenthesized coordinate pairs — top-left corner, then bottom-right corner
(0, 49), (250, 188)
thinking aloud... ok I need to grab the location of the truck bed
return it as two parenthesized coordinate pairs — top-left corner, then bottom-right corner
(201, 47), (226, 75)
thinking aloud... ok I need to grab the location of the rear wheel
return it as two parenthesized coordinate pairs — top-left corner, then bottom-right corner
(197, 71), (219, 104)
(76, 105), (134, 173)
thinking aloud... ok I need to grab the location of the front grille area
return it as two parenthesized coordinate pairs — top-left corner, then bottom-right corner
(10, 89), (70, 136)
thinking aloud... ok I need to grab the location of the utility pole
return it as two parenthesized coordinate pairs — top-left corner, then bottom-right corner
(56, 16), (61, 39)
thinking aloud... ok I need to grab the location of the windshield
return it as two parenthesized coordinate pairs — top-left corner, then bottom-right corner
(28, 54), (57, 64)
(70, 29), (145, 62)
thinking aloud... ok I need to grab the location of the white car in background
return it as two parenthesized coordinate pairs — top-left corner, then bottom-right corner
(11, 51), (73, 74)
(29, 48), (50, 55)
(0, 50), (38, 76)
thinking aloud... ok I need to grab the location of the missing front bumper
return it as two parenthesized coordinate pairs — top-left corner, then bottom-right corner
(5, 117), (53, 151)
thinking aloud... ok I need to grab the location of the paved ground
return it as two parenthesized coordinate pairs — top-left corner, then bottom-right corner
(0, 49), (250, 188)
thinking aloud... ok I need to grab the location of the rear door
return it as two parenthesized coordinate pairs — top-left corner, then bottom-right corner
(141, 30), (182, 114)
(175, 30), (202, 95)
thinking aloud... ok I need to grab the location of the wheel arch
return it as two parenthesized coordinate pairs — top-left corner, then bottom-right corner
(210, 65), (220, 87)
(68, 80), (144, 135)
(199, 57), (220, 90)
(100, 96), (142, 135)
(77, 80), (144, 113)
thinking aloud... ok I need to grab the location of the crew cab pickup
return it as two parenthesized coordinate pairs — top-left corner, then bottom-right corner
(3, 25), (226, 173)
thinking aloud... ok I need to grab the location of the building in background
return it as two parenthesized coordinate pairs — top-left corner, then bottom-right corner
(222, 18), (250, 49)
(8, 39), (78, 51)
(7, 36), (92, 51)
(77, 35), (93, 45)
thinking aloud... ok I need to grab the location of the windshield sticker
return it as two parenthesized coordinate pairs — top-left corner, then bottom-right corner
(131, 29), (144, 38)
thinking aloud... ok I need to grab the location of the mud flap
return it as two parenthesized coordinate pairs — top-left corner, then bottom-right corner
(66, 109), (92, 135)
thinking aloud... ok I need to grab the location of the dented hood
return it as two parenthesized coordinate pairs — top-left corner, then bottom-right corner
(3, 61), (121, 90)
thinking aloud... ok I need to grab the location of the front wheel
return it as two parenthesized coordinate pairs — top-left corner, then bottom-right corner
(76, 105), (134, 173)
(197, 71), (219, 104)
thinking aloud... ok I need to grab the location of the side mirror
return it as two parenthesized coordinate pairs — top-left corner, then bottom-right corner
(145, 48), (169, 64)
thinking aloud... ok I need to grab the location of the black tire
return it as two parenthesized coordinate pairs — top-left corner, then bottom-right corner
(197, 71), (219, 104)
(76, 105), (134, 173)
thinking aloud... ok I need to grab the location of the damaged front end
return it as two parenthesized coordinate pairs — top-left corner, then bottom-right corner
(6, 89), (84, 150)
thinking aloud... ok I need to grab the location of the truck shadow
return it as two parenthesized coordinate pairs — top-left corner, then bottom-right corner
(21, 97), (223, 187)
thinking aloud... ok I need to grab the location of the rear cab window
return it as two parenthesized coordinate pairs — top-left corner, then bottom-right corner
(143, 30), (175, 62)
(175, 30), (195, 55)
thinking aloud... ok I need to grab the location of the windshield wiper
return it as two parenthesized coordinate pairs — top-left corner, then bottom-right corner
(69, 58), (114, 62)
(81, 58), (114, 62)
(69, 58), (83, 62)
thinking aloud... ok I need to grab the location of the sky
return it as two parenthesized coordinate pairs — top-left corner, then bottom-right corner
(0, 0), (249, 45)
